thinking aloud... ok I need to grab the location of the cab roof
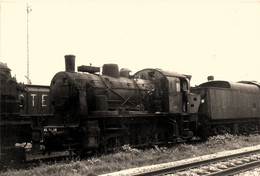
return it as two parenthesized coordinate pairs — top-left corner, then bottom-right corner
(134, 68), (187, 79)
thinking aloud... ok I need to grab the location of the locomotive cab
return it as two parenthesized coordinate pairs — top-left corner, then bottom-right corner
(133, 69), (200, 115)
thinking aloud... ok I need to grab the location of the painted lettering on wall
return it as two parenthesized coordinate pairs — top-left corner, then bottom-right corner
(31, 94), (36, 107)
(42, 94), (48, 107)
(30, 94), (48, 107)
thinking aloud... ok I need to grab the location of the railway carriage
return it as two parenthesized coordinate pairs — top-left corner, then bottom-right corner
(19, 84), (52, 149)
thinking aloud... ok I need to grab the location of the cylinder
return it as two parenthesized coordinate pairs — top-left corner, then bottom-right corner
(65, 55), (75, 72)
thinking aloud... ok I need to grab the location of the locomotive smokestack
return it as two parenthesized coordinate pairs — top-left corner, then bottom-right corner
(65, 55), (75, 72)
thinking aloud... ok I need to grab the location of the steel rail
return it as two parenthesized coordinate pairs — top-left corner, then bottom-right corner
(206, 160), (260, 176)
(132, 148), (260, 176)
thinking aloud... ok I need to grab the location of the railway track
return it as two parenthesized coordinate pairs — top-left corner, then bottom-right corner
(132, 149), (260, 176)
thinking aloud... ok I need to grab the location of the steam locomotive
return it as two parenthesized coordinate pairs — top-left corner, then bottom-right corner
(0, 62), (52, 163)
(1, 55), (260, 163)
(46, 55), (200, 153)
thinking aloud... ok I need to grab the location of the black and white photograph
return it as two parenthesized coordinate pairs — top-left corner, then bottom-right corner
(1, 0), (260, 175)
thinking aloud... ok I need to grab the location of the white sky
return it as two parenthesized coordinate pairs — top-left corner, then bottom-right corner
(1, 0), (260, 86)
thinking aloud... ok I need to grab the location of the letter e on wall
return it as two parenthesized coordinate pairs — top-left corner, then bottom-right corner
(42, 94), (48, 107)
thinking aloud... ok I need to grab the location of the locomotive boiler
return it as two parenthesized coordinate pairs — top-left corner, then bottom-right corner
(47, 55), (201, 153)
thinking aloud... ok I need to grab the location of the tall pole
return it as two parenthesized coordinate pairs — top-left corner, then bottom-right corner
(26, 4), (31, 84)
(0, 3), (2, 62)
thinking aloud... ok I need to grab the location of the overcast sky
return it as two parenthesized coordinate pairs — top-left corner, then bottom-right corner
(1, 0), (260, 86)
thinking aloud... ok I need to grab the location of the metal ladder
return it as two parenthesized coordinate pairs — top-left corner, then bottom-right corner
(180, 113), (191, 138)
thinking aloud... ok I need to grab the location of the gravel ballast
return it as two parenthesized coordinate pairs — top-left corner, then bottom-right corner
(100, 144), (260, 176)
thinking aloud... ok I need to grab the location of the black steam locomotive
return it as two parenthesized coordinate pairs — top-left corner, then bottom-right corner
(1, 55), (260, 162)
(0, 62), (32, 163)
(46, 55), (200, 153)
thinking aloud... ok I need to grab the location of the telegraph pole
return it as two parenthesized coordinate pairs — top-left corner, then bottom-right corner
(26, 4), (32, 84)
(0, 3), (2, 62)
